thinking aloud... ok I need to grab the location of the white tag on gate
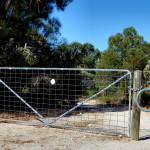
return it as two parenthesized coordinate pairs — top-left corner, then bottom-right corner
(50, 79), (55, 85)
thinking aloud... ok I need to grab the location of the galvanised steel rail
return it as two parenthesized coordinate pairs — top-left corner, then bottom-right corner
(136, 88), (150, 112)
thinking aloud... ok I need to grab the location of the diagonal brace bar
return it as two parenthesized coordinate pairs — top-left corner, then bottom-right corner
(0, 79), (48, 124)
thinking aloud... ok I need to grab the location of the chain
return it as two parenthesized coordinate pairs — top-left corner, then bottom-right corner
(128, 86), (143, 92)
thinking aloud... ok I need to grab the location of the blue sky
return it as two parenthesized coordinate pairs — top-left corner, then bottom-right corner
(53, 0), (150, 51)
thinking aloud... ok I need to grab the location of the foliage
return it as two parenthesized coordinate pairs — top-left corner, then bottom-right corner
(97, 49), (120, 69)
(97, 27), (150, 105)
(98, 27), (150, 73)
(143, 60), (150, 88)
(54, 42), (101, 68)
(123, 48), (148, 72)
(0, 0), (72, 42)
(0, 0), (72, 67)
(0, 37), (38, 66)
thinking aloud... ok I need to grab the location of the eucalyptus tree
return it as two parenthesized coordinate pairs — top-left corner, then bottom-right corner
(55, 42), (101, 68)
(0, 0), (72, 67)
(98, 27), (150, 72)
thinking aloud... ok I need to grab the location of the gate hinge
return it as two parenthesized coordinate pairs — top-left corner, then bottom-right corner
(128, 86), (143, 92)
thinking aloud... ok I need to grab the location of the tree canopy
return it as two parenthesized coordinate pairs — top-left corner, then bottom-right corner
(53, 42), (101, 68)
(0, 0), (72, 42)
(98, 27), (150, 72)
(0, 0), (72, 67)
(0, 3), (149, 73)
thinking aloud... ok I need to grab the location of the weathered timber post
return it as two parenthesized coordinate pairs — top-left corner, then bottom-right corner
(131, 70), (142, 141)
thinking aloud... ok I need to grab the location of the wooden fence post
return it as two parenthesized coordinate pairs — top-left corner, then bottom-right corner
(131, 70), (142, 141)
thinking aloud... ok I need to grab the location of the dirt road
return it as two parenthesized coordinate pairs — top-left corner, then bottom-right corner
(0, 108), (150, 150)
(0, 116), (150, 150)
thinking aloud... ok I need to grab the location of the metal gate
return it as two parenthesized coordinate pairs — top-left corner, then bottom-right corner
(0, 68), (132, 136)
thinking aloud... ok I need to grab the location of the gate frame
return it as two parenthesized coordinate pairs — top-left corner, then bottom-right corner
(0, 67), (132, 136)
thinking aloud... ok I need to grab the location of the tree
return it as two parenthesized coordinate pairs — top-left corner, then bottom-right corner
(97, 49), (120, 69)
(0, 0), (72, 67)
(81, 43), (100, 68)
(98, 27), (150, 72)
(0, 0), (72, 41)
(96, 27), (150, 104)
(54, 42), (101, 68)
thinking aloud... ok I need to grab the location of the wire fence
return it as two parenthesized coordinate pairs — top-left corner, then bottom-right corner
(0, 68), (131, 136)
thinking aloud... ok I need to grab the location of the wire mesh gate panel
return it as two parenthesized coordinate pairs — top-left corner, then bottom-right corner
(0, 68), (132, 136)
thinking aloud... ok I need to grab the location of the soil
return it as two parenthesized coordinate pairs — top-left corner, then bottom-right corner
(0, 111), (150, 150)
